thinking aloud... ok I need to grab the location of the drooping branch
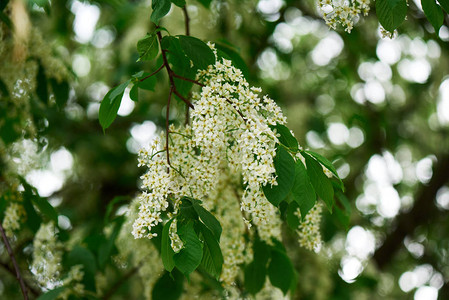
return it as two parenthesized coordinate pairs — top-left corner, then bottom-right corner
(0, 223), (29, 300)
(373, 153), (449, 269)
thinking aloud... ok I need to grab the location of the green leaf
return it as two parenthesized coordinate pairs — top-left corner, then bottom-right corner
(137, 34), (159, 62)
(292, 160), (317, 221)
(439, 0), (449, 13)
(272, 124), (299, 152)
(178, 197), (199, 221)
(164, 36), (196, 100)
(178, 35), (215, 70)
(305, 150), (344, 191)
(104, 196), (130, 224)
(334, 191), (351, 229)
(37, 287), (66, 300)
(193, 201), (222, 240)
(98, 218), (123, 269)
(215, 42), (249, 79)
(161, 218), (176, 272)
(304, 150), (337, 178)
(152, 270), (184, 300)
(286, 201), (300, 229)
(0, 117), (20, 145)
(137, 75), (157, 91)
(0, 11), (12, 28)
(99, 80), (130, 131)
(170, 0), (186, 7)
(262, 146), (296, 206)
(244, 261), (266, 295)
(66, 246), (97, 291)
(253, 238), (270, 266)
(151, 0), (172, 25)
(36, 63), (48, 104)
(199, 223), (223, 279)
(32, 196), (58, 224)
(22, 195), (41, 233)
(196, 0), (212, 8)
(421, 0), (444, 32)
(49, 79), (69, 108)
(130, 84), (139, 101)
(0, 79), (9, 96)
(174, 221), (203, 277)
(67, 246), (97, 276)
(31, 0), (49, 8)
(376, 0), (408, 32)
(268, 249), (294, 295)
(304, 153), (334, 213)
(131, 71), (145, 78)
(0, 0), (9, 11)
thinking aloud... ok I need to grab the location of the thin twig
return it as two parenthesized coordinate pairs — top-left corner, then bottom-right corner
(172, 73), (205, 87)
(182, 5), (191, 124)
(225, 98), (247, 122)
(139, 64), (165, 82)
(173, 90), (194, 108)
(0, 261), (40, 297)
(182, 6), (190, 36)
(166, 86), (174, 171)
(0, 223), (29, 300)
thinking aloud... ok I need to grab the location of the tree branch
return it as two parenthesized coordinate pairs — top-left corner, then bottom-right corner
(0, 260), (40, 297)
(373, 153), (449, 269)
(0, 223), (29, 300)
(155, 27), (195, 110)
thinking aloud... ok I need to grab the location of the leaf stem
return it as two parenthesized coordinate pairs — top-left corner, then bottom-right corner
(139, 63), (165, 82)
(172, 73), (205, 87)
(0, 223), (29, 300)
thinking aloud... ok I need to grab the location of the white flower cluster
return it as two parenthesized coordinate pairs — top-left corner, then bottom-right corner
(296, 203), (323, 252)
(380, 25), (398, 39)
(58, 265), (85, 300)
(31, 222), (87, 297)
(132, 47), (326, 290)
(318, 0), (370, 33)
(1, 186), (25, 237)
(31, 222), (63, 288)
(132, 54), (287, 244)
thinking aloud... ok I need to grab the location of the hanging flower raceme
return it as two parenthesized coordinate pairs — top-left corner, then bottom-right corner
(131, 47), (343, 292)
(318, 0), (370, 32)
